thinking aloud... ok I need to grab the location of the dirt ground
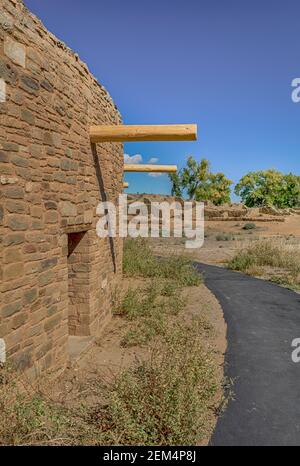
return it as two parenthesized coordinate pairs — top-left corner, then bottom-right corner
(147, 215), (300, 266)
(52, 277), (227, 444)
(47, 213), (300, 444)
(53, 214), (300, 441)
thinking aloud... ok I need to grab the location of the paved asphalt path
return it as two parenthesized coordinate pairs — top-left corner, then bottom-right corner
(195, 263), (300, 446)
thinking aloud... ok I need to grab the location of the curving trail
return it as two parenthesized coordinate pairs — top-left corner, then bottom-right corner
(195, 263), (300, 446)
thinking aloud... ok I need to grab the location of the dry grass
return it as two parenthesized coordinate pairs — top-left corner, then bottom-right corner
(0, 238), (219, 446)
(0, 322), (218, 446)
(89, 321), (217, 445)
(0, 364), (89, 445)
(123, 237), (201, 287)
(228, 238), (300, 289)
(114, 280), (185, 347)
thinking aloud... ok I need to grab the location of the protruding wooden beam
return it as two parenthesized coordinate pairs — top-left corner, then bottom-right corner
(90, 124), (197, 143)
(123, 182), (129, 188)
(124, 164), (177, 173)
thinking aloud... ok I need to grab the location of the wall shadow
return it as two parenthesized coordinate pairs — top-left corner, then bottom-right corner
(91, 142), (117, 273)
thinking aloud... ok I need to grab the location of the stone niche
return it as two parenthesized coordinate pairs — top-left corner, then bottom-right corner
(0, 0), (124, 379)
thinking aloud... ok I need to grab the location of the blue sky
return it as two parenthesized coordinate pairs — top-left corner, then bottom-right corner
(24, 0), (300, 197)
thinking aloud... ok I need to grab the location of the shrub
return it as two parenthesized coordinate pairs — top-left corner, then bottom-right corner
(96, 321), (217, 445)
(0, 238), (214, 446)
(228, 240), (300, 276)
(123, 238), (201, 286)
(0, 320), (218, 446)
(117, 280), (185, 347)
(0, 365), (90, 446)
(216, 233), (234, 241)
(242, 223), (256, 230)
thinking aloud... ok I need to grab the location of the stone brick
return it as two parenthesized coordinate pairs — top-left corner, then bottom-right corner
(23, 243), (37, 253)
(65, 148), (73, 157)
(59, 201), (77, 217)
(2, 142), (19, 152)
(28, 323), (43, 338)
(44, 201), (57, 210)
(72, 263), (90, 273)
(25, 261), (40, 275)
(0, 11), (13, 32)
(0, 58), (18, 85)
(60, 158), (78, 171)
(52, 133), (62, 148)
(30, 144), (44, 159)
(2, 185), (24, 199)
(45, 210), (58, 223)
(10, 92), (24, 106)
(5, 199), (27, 213)
(4, 247), (22, 263)
(10, 154), (28, 168)
(20, 75), (40, 94)
(21, 109), (35, 124)
(7, 214), (29, 231)
(41, 79), (53, 92)
(32, 219), (43, 229)
(31, 206), (43, 218)
(3, 232), (25, 246)
(1, 175), (18, 184)
(23, 288), (38, 304)
(43, 132), (53, 146)
(84, 209), (93, 224)
(47, 305), (58, 317)
(44, 315), (61, 332)
(11, 312), (27, 330)
(40, 258), (58, 271)
(35, 341), (52, 359)
(3, 263), (24, 281)
(0, 151), (9, 163)
(4, 37), (26, 67)
(38, 270), (54, 287)
(1, 300), (22, 318)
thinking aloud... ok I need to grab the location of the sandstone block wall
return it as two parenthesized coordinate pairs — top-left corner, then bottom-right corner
(0, 0), (123, 377)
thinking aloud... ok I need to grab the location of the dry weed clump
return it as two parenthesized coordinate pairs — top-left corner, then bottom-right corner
(228, 239), (300, 289)
(0, 238), (218, 446)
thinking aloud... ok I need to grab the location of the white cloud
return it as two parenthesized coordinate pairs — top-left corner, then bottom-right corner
(148, 157), (159, 164)
(148, 172), (164, 178)
(124, 153), (142, 164)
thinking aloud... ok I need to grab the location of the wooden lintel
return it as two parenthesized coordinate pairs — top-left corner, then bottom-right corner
(124, 164), (177, 173)
(90, 124), (197, 143)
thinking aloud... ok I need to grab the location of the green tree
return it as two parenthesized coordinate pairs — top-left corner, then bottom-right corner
(169, 156), (232, 205)
(169, 172), (182, 197)
(279, 173), (300, 208)
(208, 172), (233, 205)
(234, 169), (300, 208)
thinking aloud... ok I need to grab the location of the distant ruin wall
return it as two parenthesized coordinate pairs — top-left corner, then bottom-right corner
(0, 0), (123, 377)
(127, 194), (289, 222)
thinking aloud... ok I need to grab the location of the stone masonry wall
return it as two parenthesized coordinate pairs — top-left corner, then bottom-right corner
(0, 0), (124, 378)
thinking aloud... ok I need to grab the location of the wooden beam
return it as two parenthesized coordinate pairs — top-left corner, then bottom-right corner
(123, 182), (129, 188)
(124, 164), (177, 173)
(90, 124), (197, 143)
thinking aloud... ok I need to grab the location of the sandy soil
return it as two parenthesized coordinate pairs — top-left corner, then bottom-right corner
(147, 215), (300, 266)
(52, 277), (227, 443)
